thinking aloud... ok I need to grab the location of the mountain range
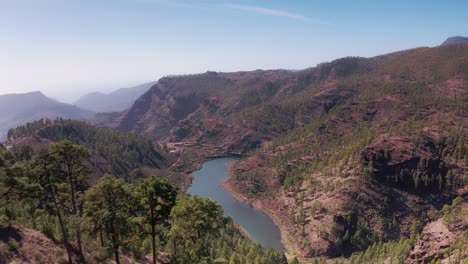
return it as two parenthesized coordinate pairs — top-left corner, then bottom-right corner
(1, 37), (467, 263)
(96, 38), (468, 261)
(74, 81), (156, 113)
(0, 91), (93, 140)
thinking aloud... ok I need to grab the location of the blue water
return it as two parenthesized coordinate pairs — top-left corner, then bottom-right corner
(188, 157), (284, 250)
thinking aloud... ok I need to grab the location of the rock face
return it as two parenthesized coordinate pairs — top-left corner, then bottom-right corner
(408, 212), (468, 264)
(441, 36), (468, 46)
(409, 219), (454, 262)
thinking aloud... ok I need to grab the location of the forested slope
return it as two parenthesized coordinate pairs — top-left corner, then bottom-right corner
(5, 119), (187, 186)
(226, 44), (468, 260)
(102, 42), (468, 261)
(0, 144), (287, 264)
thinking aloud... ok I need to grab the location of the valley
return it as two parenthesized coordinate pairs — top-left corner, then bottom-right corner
(99, 40), (468, 262)
(1, 38), (467, 264)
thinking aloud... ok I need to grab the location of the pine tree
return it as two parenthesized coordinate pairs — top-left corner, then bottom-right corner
(50, 140), (90, 261)
(32, 149), (73, 264)
(168, 196), (224, 263)
(83, 175), (132, 264)
(136, 177), (177, 264)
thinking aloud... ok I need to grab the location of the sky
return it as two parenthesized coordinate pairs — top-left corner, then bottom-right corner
(1, 0), (467, 102)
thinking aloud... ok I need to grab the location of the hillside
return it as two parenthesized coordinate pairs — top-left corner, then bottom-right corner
(0, 92), (93, 141)
(227, 44), (468, 259)
(103, 44), (467, 155)
(102, 43), (468, 260)
(74, 81), (156, 113)
(4, 119), (189, 188)
(0, 142), (287, 264)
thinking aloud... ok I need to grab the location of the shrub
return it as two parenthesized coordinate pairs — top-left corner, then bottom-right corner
(6, 239), (20, 252)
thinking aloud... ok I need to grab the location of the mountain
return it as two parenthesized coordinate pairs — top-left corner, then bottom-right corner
(99, 70), (295, 157)
(103, 43), (468, 156)
(441, 36), (468, 46)
(101, 42), (468, 261)
(74, 81), (156, 113)
(0, 91), (93, 141)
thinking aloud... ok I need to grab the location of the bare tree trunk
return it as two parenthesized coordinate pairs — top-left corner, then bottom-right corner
(66, 160), (84, 262)
(48, 176), (72, 264)
(99, 228), (104, 247)
(76, 228), (84, 262)
(110, 222), (120, 264)
(151, 207), (157, 264)
(114, 247), (121, 264)
(151, 224), (157, 264)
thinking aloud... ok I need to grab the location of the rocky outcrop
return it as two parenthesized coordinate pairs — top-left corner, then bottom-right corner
(408, 204), (468, 264)
(409, 219), (455, 263)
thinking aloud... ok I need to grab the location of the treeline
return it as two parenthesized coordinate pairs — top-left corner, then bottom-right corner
(163, 71), (218, 80)
(0, 141), (287, 264)
(7, 119), (173, 177)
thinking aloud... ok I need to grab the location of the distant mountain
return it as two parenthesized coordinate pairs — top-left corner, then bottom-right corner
(0, 91), (93, 140)
(74, 81), (156, 113)
(441, 36), (468, 46)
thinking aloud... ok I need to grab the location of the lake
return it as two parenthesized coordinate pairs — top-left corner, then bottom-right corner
(188, 157), (284, 250)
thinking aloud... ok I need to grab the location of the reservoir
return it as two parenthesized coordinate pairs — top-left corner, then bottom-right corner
(188, 157), (284, 250)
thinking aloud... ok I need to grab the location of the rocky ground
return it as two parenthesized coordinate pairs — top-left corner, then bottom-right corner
(409, 202), (468, 263)
(0, 225), (171, 264)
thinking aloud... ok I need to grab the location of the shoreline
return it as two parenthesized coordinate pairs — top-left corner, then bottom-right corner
(222, 164), (295, 255)
(220, 178), (249, 203)
(182, 154), (295, 255)
(234, 223), (255, 242)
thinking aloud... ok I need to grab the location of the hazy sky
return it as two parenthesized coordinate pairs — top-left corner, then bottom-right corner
(1, 0), (467, 102)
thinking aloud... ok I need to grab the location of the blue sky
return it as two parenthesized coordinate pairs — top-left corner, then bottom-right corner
(1, 0), (467, 102)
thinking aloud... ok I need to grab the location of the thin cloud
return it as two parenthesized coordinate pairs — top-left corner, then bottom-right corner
(134, 1), (328, 24)
(223, 3), (323, 23)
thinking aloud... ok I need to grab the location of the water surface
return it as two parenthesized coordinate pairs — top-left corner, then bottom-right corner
(188, 157), (284, 250)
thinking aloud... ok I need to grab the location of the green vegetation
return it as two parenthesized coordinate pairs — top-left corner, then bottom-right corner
(7, 118), (176, 179)
(343, 239), (413, 264)
(228, 44), (468, 259)
(2, 44), (468, 263)
(136, 176), (177, 264)
(0, 142), (287, 263)
(441, 196), (466, 228)
(337, 210), (378, 253)
(84, 175), (133, 264)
